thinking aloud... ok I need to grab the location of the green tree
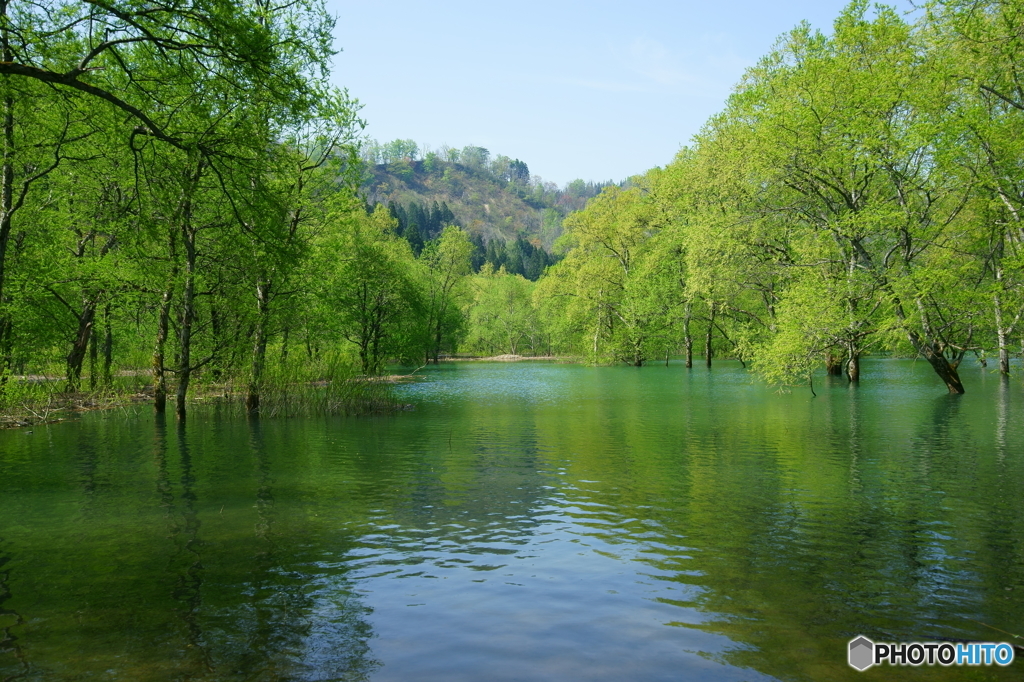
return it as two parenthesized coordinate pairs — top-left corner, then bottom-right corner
(420, 226), (473, 363)
(464, 266), (538, 356)
(320, 204), (421, 375)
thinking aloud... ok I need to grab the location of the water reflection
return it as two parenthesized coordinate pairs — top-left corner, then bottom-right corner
(170, 421), (212, 674)
(0, 361), (1021, 681)
(996, 376), (1009, 460)
(0, 534), (29, 680)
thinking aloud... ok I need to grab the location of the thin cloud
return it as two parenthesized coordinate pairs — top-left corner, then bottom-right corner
(625, 35), (750, 96)
(561, 78), (651, 93)
(628, 38), (694, 86)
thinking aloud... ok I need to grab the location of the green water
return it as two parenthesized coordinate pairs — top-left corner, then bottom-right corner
(1, 360), (1022, 681)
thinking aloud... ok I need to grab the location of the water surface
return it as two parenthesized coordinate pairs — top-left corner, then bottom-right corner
(1, 360), (1022, 680)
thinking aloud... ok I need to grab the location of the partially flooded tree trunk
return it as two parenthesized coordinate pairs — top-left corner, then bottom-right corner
(825, 353), (843, 376)
(923, 348), (965, 394)
(176, 224), (196, 421)
(846, 353), (860, 383)
(997, 328), (1010, 376)
(846, 341), (860, 383)
(153, 285), (173, 413)
(246, 278), (270, 414)
(683, 302), (692, 368)
(994, 281), (1015, 376)
(166, 158), (203, 420)
(432, 302), (445, 364)
(705, 304), (715, 368)
(906, 300), (967, 394)
(153, 230), (177, 414)
(889, 293), (967, 394)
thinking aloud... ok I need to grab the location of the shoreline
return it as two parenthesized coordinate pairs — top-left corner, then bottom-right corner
(442, 354), (561, 362)
(0, 378), (403, 429)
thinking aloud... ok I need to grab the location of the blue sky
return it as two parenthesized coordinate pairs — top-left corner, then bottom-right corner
(324, 1), (915, 186)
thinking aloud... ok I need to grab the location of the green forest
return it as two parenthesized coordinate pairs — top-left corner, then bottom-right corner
(1, 0), (1023, 425)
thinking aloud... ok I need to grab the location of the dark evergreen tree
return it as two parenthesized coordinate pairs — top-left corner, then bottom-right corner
(430, 201), (442, 237)
(505, 239), (525, 278)
(439, 202), (457, 227)
(485, 239), (505, 270)
(405, 222), (424, 256)
(469, 233), (486, 272)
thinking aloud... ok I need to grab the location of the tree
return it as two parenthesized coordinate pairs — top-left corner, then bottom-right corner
(419, 226), (473, 363)
(464, 266), (537, 356)
(535, 185), (665, 364)
(675, 3), (979, 392)
(926, 0), (1024, 376)
(321, 204), (421, 375)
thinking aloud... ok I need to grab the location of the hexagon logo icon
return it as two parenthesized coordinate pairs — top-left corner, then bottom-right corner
(849, 636), (874, 671)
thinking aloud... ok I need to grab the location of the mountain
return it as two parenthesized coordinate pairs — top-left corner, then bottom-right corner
(358, 141), (618, 279)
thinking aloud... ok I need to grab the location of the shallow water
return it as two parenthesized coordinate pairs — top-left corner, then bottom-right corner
(1, 360), (1022, 681)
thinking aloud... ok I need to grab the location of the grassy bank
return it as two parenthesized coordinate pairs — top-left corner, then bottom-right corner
(0, 358), (406, 428)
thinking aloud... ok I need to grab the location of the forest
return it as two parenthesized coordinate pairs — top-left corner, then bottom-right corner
(1, 0), (1022, 427)
(534, 0), (1024, 395)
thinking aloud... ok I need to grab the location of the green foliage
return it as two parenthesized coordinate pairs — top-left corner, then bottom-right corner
(12, 0), (1024, 420)
(316, 204), (423, 375)
(463, 267), (544, 356)
(525, 0), (1024, 393)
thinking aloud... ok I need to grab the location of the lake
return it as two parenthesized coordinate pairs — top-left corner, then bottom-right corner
(1, 360), (1022, 680)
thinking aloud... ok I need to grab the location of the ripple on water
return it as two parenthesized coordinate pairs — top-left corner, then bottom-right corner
(0, 360), (1022, 681)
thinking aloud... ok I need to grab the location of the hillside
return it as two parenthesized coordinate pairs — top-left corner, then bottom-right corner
(358, 142), (618, 278)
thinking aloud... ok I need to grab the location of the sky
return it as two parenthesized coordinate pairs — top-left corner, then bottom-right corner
(323, 1), (916, 187)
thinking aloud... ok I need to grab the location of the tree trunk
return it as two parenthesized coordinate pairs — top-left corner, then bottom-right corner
(0, 29), (14, 377)
(684, 303), (692, 368)
(246, 278), (270, 414)
(705, 304), (715, 368)
(176, 225), (196, 421)
(170, 158), (204, 420)
(89, 318), (98, 390)
(994, 286), (1012, 376)
(153, 284), (173, 413)
(846, 353), (860, 383)
(66, 302), (96, 392)
(825, 353), (843, 376)
(923, 348), (965, 394)
(102, 305), (113, 387)
(153, 230), (177, 413)
(845, 341), (860, 383)
(433, 309), (444, 364)
(888, 292), (967, 394)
